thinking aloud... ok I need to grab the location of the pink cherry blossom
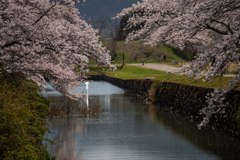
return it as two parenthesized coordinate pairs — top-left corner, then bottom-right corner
(0, 0), (112, 99)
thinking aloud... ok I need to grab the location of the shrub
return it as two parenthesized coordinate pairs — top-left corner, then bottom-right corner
(0, 76), (52, 159)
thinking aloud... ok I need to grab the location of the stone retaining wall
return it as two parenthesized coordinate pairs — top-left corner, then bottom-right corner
(103, 76), (154, 99)
(153, 82), (240, 136)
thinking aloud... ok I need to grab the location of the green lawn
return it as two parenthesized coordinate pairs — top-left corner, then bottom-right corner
(103, 65), (233, 89)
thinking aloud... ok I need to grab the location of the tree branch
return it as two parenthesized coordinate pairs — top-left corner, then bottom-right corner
(210, 19), (233, 34)
(206, 24), (228, 35)
(32, 4), (56, 26)
(2, 41), (21, 49)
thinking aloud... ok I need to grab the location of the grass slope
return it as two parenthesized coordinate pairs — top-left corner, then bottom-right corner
(105, 65), (233, 89)
(88, 41), (193, 65)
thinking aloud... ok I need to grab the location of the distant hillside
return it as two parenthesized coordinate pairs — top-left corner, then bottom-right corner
(88, 41), (193, 65)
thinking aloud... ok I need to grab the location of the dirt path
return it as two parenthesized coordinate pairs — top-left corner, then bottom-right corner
(127, 63), (181, 73)
(127, 63), (235, 77)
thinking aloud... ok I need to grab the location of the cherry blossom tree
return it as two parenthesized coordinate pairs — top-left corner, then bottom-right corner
(115, 0), (240, 127)
(0, 0), (111, 99)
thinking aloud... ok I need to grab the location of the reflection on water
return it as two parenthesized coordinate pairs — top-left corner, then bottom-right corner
(71, 81), (125, 95)
(44, 82), (240, 160)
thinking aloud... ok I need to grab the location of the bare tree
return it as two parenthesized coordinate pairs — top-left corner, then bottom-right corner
(109, 20), (120, 57)
(87, 15), (109, 40)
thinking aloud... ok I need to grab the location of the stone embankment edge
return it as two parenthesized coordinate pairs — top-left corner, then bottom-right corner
(88, 75), (240, 136)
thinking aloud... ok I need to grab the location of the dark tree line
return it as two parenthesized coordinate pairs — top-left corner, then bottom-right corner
(116, 13), (144, 41)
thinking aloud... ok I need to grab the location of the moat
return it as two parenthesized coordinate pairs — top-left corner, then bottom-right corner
(44, 81), (240, 160)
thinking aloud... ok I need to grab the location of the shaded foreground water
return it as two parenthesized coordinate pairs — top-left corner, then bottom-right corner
(44, 81), (240, 160)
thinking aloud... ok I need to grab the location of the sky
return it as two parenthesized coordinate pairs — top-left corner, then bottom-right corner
(75, 0), (142, 20)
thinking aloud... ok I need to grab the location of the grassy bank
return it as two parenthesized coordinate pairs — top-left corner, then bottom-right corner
(87, 40), (237, 87)
(103, 65), (233, 89)
(0, 76), (54, 160)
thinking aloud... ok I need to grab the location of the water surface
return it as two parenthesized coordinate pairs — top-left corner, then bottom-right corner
(44, 81), (240, 160)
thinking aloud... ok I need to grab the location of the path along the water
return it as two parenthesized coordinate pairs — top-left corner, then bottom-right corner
(127, 63), (235, 77)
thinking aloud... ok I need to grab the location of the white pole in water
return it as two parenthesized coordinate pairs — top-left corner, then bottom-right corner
(85, 82), (89, 109)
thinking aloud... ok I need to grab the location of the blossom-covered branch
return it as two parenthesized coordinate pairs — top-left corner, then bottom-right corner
(0, 0), (112, 99)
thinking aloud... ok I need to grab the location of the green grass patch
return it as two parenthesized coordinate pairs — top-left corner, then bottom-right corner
(105, 65), (233, 89)
(85, 66), (114, 75)
(106, 65), (166, 79)
(164, 45), (193, 62)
